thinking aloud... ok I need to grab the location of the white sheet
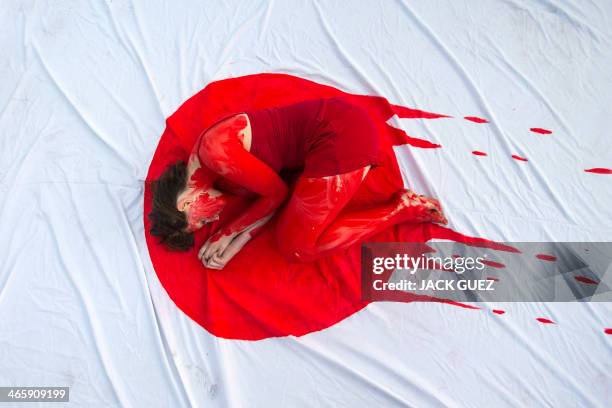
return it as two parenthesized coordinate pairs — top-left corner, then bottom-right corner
(1, 0), (611, 406)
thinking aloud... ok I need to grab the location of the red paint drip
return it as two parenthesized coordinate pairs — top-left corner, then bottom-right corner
(400, 133), (442, 149)
(536, 254), (557, 262)
(388, 105), (447, 148)
(391, 104), (450, 119)
(604, 328), (612, 335)
(575, 276), (599, 285)
(492, 309), (505, 315)
(511, 154), (528, 162)
(482, 260), (505, 268)
(144, 73), (522, 340)
(472, 151), (487, 156)
(536, 318), (555, 324)
(585, 168), (612, 174)
(464, 116), (489, 124)
(530, 127), (552, 134)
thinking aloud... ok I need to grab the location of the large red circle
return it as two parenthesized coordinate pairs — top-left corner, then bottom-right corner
(144, 73), (470, 340)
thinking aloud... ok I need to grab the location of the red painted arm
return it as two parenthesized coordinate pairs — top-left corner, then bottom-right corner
(197, 120), (288, 238)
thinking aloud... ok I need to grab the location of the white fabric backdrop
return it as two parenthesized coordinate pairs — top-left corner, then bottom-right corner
(1, 0), (611, 406)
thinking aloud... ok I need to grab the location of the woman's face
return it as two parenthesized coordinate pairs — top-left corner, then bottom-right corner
(177, 186), (226, 232)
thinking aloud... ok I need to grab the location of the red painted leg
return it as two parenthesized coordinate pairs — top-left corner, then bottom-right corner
(277, 173), (446, 262)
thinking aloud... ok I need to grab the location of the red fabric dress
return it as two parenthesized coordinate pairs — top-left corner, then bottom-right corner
(245, 97), (381, 178)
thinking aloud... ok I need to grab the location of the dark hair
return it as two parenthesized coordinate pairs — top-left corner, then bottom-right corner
(148, 160), (195, 251)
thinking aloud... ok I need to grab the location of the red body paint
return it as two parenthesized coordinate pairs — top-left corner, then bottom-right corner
(530, 127), (552, 134)
(536, 318), (555, 324)
(144, 73), (532, 340)
(472, 151), (487, 156)
(585, 168), (612, 174)
(464, 116), (488, 124)
(195, 113), (288, 241)
(388, 104), (445, 148)
(536, 254), (557, 262)
(512, 154), (528, 162)
(274, 170), (445, 262)
(189, 167), (215, 189)
(574, 276), (599, 285)
(186, 191), (227, 228)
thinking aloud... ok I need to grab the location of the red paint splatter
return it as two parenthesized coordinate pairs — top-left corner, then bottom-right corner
(482, 260), (505, 268)
(144, 73), (521, 340)
(427, 225), (520, 253)
(536, 254), (557, 262)
(536, 318), (555, 324)
(464, 116), (488, 124)
(492, 309), (505, 315)
(398, 136), (441, 149)
(472, 151), (487, 156)
(604, 328), (612, 335)
(530, 127), (552, 134)
(585, 168), (612, 174)
(575, 276), (599, 285)
(511, 154), (528, 162)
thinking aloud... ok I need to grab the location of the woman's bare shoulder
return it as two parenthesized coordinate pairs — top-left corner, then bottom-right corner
(202, 113), (252, 151)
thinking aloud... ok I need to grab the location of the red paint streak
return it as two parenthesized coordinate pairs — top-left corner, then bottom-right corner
(486, 276), (500, 282)
(536, 254), (557, 262)
(530, 127), (552, 134)
(186, 191), (227, 229)
(492, 309), (505, 315)
(428, 225), (521, 253)
(482, 260), (505, 268)
(575, 276), (599, 285)
(536, 318), (555, 324)
(391, 104), (449, 119)
(585, 168), (612, 174)
(604, 328), (612, 335)
(512, 154), (528, 162)
(402, 136), (441, 149)
(144, 73), (521, 340)
(472, 151), (487, 156)
(464, 116), (488, 124)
